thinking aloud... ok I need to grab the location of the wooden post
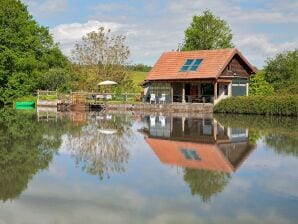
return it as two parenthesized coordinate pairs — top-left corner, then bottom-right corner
(171, 83), (173, 104)
(214, 80), (218, 103)
(182, 82), (186, 103)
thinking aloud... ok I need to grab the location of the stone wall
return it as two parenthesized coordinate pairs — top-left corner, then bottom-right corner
(106, 103), (213, 114)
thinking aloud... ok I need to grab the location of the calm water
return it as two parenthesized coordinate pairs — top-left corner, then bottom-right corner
(0, 108), (298, 224)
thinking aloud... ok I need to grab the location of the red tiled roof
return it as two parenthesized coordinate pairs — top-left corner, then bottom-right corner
(145, 48), (256, 81)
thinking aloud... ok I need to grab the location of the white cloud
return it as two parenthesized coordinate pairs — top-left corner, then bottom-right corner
(50, 20), (122, 44)
(234, 34), (298, 66)
(22, 0), (67, 15)
(46, 0), (298, 67)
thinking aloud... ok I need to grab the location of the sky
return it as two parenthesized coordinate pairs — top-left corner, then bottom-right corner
(22, 0), (298, 68)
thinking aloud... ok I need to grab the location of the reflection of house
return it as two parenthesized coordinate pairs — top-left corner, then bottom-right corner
(143, 116), (254, 173)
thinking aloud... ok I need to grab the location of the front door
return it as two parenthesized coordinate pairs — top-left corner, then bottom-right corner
(185, 84), (198, 102)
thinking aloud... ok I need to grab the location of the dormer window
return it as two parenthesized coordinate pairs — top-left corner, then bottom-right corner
(180, 59), (203, 72)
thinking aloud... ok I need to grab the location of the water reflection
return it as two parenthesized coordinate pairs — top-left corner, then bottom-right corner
(37, 108), (134, 179)
(0, 108), (133, 201)
(1, 108), (298, 223)
(63, 111), (133, 179)
(215, 114), (298, 156)
(0, 108), (71, 201)
(141, 115), (255, 201)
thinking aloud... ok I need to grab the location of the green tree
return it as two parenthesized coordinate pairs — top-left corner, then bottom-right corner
(71, 27), (133, 92)
(249, 70), (274, 96)
(38, 68), (72, 92)
(180, 10), (234, 51)
(264, 49), (298, 91)
(0, 0), (68, 104)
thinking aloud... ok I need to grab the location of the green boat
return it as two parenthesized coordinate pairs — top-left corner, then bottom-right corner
(15, 101), (35, 109)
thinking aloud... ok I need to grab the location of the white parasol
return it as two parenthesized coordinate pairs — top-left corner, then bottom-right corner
(97, 80), (118, 85)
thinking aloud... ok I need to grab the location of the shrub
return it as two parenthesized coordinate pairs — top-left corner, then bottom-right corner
(249, 71), (274, 96)
(214, 95), (298, 116)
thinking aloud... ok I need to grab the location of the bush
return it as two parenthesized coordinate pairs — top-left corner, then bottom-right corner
(249, 71), (274, 96)
(38, 68), (72, 92)
(214, 95), (298, 116)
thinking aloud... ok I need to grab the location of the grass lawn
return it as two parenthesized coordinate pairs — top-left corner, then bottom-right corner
(128, 71), (147, 92)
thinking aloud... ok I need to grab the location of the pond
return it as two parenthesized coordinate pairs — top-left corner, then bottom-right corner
(0, 108), (297, 224)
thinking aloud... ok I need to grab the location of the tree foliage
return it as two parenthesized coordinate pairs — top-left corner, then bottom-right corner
(38, 68), (73, 92)
(249, 70), (274, 96)
(0, 0), (68, 103)
(180, 10), (234, 51)
(264, 49), (298, 91)
(71, 27), (133, 91)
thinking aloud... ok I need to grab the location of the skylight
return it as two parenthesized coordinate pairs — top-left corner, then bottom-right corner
(180, 59), (203, 72)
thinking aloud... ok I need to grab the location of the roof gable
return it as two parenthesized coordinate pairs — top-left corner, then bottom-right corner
(145, 48), (256, 81)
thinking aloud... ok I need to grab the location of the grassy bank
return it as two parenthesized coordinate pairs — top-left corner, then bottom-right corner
(214, 95), (298, 116)
(128, 71), (147, 92)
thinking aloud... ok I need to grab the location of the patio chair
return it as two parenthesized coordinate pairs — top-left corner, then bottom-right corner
(159, 94), (166, 104)
(150, 94), (156, 104)
(150, 115), (156, 127)
(96, 94), (104, 101)
(104, 94), (112, 100)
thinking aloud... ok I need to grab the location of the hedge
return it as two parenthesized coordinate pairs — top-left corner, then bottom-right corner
(213, 95), (298, 116)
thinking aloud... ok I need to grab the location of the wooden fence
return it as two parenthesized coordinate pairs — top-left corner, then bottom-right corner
(37, 90), (141, 104)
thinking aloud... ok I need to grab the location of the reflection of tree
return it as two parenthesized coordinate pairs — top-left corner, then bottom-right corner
(215, 114), (298, 156)
(0, 108), (68, 201)
(65, 114), (132, 179)
(183, 168), (231, 202)
(265, 134), (298, 157)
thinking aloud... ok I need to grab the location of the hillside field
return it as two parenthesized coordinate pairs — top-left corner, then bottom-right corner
(128, 71), (147, 92)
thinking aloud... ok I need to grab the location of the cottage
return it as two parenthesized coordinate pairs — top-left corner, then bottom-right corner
(144, 48), (256, 104)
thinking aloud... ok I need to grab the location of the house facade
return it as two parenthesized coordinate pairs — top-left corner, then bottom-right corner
(144, 48), (256, 104)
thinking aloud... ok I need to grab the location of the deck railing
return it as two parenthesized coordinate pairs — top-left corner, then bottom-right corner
(37, 90), (142, 104)
(37, 90), (214, 104)
(172, 95), (214, 103)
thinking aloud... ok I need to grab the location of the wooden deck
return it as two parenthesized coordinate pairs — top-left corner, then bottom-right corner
(36, 90), (213, 113)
